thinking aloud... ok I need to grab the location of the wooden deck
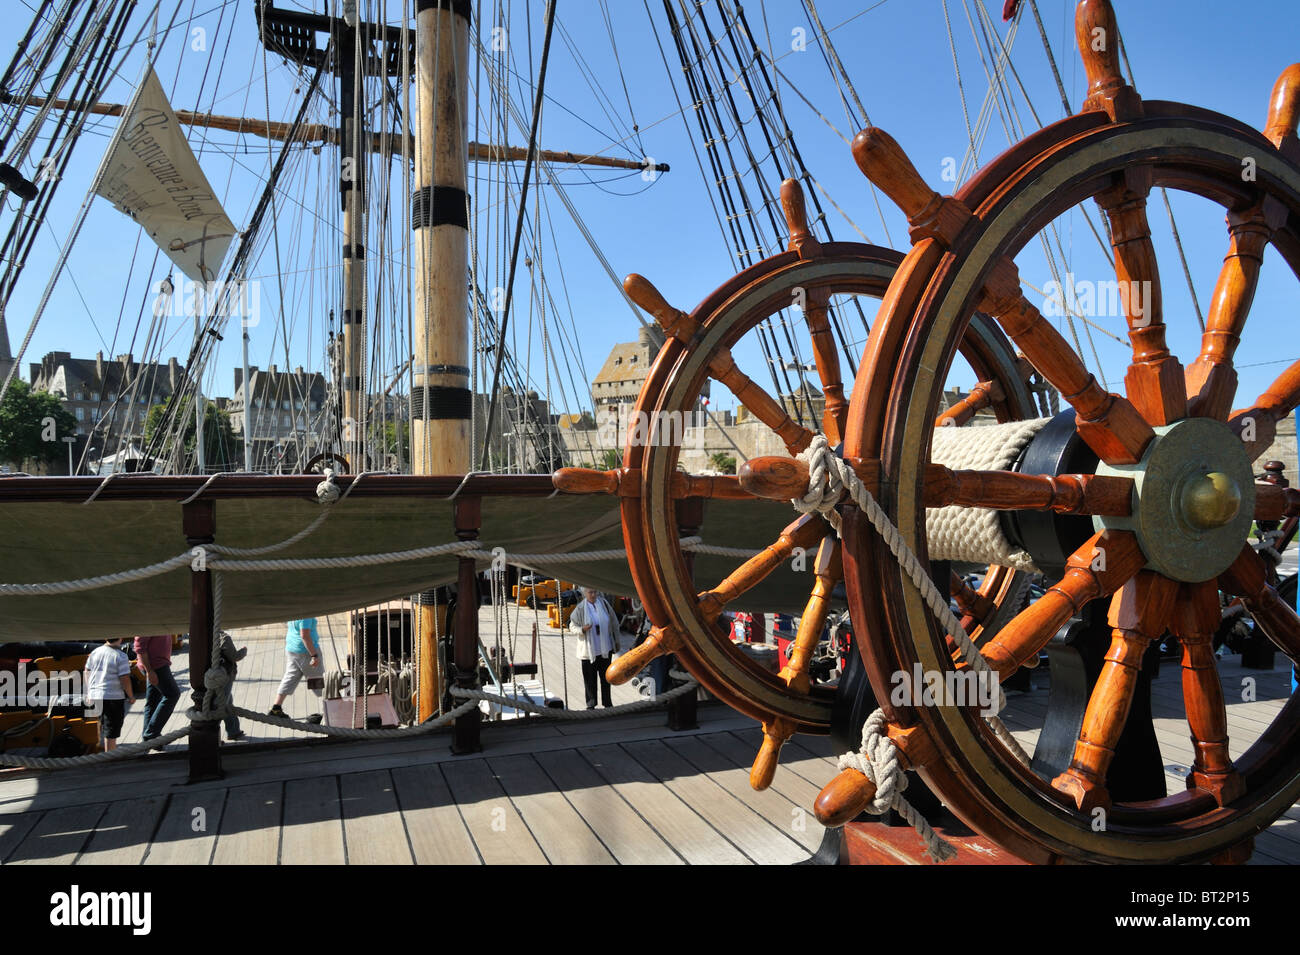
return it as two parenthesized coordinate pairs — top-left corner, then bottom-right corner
(0, 591), (1296, 864)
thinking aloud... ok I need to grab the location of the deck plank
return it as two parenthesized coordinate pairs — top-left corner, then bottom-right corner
(534, 748), (682, 865)
(212, 782), (282, 865)
(281, 776), (344, 865)
(621, 738), (807, 865)
(390, 764), (481, 865)
(440, 757), (548, 865)
(339, 770), (413, 865)
(486, 753), (615, 865)
(144, 790), (226, 865)
(665, 735), (823, 853)
(6, 803), (105, 864)
(77, 795), (167, 865)
(0, 811), (42, 863)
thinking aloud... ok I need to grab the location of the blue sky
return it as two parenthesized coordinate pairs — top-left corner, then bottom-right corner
(4, 0), (1299, 429)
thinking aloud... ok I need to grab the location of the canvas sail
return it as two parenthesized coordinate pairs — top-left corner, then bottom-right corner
(94, 67), (236, 283)
(0, 487), (807, 642)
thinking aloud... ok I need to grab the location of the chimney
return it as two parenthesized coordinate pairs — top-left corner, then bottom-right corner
(96, 351), (104, 383)
(168, 356), (178, 391)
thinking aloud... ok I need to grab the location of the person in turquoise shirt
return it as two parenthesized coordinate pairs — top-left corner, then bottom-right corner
(270, 618), (323, 722)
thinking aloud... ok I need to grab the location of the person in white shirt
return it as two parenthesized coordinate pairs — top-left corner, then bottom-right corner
(84, 638), (135, 750)
(568, 587), (619, 709)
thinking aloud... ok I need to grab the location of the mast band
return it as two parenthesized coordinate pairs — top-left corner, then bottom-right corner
(415, 0), (471, 20)
(341, 309), (364, 324)
(412, 185), (469, 230)
(343, 244), (365, 260)
(413, 364), (470, 377)
(411, 385), (472, 420)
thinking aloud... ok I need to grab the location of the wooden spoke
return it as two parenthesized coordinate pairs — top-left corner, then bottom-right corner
(780, 176), (821, 259)
(924, 466), (1133, 516)
(1255, 482), (1300, 521)
(1075, 0), (1142, 120)
(1185, 200), (1286, 420)
(624, 273), (815, 454)
(1229, 359), (1300, 462)
(1171, 580), (1245, 806)
(780, 179), (849, 443)
(981, 530), (1145, 679)
(935, 379), (1004, 428)
(1218, 545), (1300, 665)
(951, 572), (995, 629)
(697, 513), (827, 620)
(814, 767), (879, 828)
(1263, 63), (1300, 149)
(978, 257), (1154, 465)
(751, 535), (842, 791)
(552, 466), (754, 500)
(851, 127), (972, 247)
(1051, 572), (1177, 811)
(605, 624), (683, 686)
(1094, 167), (1185, 424)
(739, 453), (1133, 517)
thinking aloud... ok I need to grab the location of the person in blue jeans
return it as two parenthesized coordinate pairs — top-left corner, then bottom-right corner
(135, 634), (182, 742)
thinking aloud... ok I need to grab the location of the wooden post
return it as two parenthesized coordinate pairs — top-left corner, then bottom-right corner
(668, 497), (704, 731)
(451, 496), (482, 753)
(410, 0), (472, 475)
(183, 499), (222, 781)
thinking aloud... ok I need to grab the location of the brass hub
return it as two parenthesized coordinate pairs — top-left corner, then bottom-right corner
(1094, 418), (1254, 583)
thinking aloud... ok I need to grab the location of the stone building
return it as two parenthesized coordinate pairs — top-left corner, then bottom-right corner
(227, 364), (328, 471)
(27, 350), (189, 471)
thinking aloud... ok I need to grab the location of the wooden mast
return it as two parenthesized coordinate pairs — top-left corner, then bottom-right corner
(411, 0), (472, 728)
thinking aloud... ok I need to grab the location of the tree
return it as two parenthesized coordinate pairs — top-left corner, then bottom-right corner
(382, 419), (410, 455)
(708, 451), (737, 474)
(145, 395), (242, 470)
(599, 448), (622, 470)
(0, 380), (77, 471)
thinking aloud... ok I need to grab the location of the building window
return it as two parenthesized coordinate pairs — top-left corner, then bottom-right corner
(75, 407), (85, 421)
(282, 415), (289, 427)
(282, 400), (289, 411)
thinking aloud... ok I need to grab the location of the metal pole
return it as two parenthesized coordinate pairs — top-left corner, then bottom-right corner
(241, 325), (253, 472)
(193, 307), (205, 474)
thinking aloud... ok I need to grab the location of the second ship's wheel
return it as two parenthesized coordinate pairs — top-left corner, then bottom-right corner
(821, 1), (1300, 863)
(554, 179), (1044, 789)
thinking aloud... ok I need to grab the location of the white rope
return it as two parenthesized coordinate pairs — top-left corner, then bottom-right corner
(0, 551), (193, 595)
(0, 725), (190, 770)
(793, 435), (1032, 861)
(227, 699), (477, 739)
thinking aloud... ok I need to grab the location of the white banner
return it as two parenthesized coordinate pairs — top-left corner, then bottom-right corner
(95, 67), (236, 282)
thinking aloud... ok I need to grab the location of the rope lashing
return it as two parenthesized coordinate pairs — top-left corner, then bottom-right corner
(837, 711), (956, 863)
(792, 435), (1032, 862)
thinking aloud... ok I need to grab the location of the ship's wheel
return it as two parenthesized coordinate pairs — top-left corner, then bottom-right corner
(812, 0), (1300, 863)
(556, 179), (1044, 788)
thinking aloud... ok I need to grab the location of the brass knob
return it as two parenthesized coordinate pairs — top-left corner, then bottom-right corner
(1180, 472), (1241, 529)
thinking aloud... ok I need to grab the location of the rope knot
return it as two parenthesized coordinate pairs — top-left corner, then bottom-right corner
(316, 468), (341, 505)
(203, 667), (230, 693)
(793, 435), (845, 531)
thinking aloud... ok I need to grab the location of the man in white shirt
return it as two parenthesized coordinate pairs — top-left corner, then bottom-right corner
(568, 587), (618, 709)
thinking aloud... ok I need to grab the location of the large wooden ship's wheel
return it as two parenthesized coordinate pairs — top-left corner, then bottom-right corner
(557, 179), (1044, 787)
(808, 1), (1300, 863)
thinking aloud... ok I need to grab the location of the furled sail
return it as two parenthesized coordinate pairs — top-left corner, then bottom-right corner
(0, 476), (808, 642)
(94, 67), (236, 283)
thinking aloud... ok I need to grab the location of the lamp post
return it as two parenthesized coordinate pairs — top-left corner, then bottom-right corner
(61, 435), (76, 475)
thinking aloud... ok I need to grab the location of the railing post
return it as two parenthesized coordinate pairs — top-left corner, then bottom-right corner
(452, 495), (482, 754)
(668, 497), (704, 731)
(183, 499), (222, 781)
